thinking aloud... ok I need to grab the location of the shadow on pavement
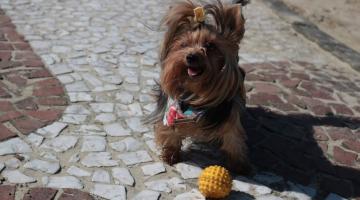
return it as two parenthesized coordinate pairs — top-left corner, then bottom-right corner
(181, 106), (360, 199)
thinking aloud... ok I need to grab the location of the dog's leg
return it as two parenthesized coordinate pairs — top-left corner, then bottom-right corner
(155, 122), (182, 165)
(220, 113), (252, 175)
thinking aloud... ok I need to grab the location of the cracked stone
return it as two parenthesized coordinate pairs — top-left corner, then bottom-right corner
(24, 159), (60, 174)
(0, 138), (32, 156)
(91, 184), (126, 200)
(37, 122), (68, 138)
(92, 169), (111, 183)
(118, 150), (152, 165)
(133, 190), (160, 200)
(175, 163), (202, 179)
(112, 167), (135, 186)
(141, 162), (166, 176)
(46, 176), (83, 189)
(2, 170), (36, 184)
(81, 152), (118, 167)
(81, 136), (106, 152)
(67, 166), (91, 177)
(110, 137), (142, 152)
(27, 133), (44, 146)
(104, 123), (131, 136)
(41, 136), (78, 152)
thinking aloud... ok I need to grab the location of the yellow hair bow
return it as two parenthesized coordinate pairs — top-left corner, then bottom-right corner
(194, 7), (205, 23)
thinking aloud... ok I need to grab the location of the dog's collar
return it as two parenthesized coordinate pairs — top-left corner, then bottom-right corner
(163, 97), (204, 126)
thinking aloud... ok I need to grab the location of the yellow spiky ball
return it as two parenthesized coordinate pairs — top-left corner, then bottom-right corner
(198, 165), (232, 198)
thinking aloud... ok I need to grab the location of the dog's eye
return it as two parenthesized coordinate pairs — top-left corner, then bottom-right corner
(180, 42), (187, 48)
(204, 42), (215, 51)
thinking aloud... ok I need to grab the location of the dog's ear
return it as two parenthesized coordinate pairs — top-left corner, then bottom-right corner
(222, 4), (245, 44)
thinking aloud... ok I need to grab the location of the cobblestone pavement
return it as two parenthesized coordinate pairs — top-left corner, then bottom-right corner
(0, 0), (359, 199)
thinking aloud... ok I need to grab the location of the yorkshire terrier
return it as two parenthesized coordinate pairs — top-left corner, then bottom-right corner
(149, 0), (251, 174)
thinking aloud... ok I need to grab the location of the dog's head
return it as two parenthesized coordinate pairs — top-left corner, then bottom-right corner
(160, 0), (246, 108)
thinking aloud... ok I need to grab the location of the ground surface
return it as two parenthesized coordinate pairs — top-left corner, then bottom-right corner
(0, 0), (359, 199)
(281, 0), (360, 53)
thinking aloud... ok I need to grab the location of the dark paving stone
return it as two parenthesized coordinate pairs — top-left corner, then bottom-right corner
(0, 185), (16, 200)
(23, 188), (57, 200)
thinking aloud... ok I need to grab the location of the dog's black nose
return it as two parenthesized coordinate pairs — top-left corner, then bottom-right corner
(186, 53), (199, 65)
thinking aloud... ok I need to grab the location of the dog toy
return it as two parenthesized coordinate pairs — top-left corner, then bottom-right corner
(198, 165), (232, 198)
(194, 7), (205, 23)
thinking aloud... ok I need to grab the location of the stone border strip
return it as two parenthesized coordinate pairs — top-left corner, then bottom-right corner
(0, 185), (105, 200)
(260, 0), (360, 72)
(0, 9), (68, 141)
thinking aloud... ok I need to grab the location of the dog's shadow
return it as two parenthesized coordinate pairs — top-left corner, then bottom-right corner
(181, 106), (360, 199)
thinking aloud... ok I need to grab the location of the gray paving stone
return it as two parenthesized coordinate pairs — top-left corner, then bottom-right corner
(132, 190), (160, 200)
(175, 163), (202, 179)
(4, 158), (21, 169)
(45, 176), (83, 189)
(66, 81), (90, 92)
(41, 136), (78, 152)
(91, 184), (126, 200)
(112, 167), (135, 186)
(118, 150), (153, 165)
(0, 138), (32, 156)
(141, 162), (166, 176)
(104, 123), (131, 136)
(144, 179), (171, 193)
(90, 103), (114, 113)
(36, 122), (68, 138)
(95, 113), (116, 123)
(61, 114), (88, 125)
(2, 170), (36, 184)
(92, 169), (111, 183)
(81, 152), (118, 167)
(24, 159), (60, 174)
(67, 166), (91, 177)
(125, 117), (149, 132)
(174, 189), (205, 200)
(110, 137), (143, 152)
(64, 105), (91, 115)
(27, 133), (44, 146)
(81, 136), (107, 152)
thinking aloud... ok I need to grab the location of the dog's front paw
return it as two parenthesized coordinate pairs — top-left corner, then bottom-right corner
(161, 146), (181, 165)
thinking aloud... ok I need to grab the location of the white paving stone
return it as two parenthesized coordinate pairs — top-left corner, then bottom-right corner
(112, 167), (135, 186)
(24, 159), (60, 174)
(104, 123), (131, 136)
(132, 190), (160, 200)
(61, 114), (87, 124)
(66, 81), (90, 92)
(81, 136), (106, 152)
(232, 179), (251, 193)
(175, 163), (202, 179)
(67, 166), (91, 177)
(92, 169), (111, 183)
(27, 133), (44, 146)
(144, 179), (171, 193)
(81, 152), (118, 167)
(2, 170), (36, 184)
(69, 153), (80, 163)
(90, 103), (114, 113)
(174, 189), (205, 200)
(64, 105), (91, 115)
(0, 138), (32, 156)
(68, 92), (93, 102)
(95, 113), (116, 123)
(110, 137), (143, 152)
(125, 118), (149, 133)
(4, 158), (21, 169)
(118, 150), (152, 165)
(141, 162), (166, 176)
(36, 122), (68, 138)
(254, 184), (272, 196)
(41, 136), (78, 152)
(46, 176), (83, 189)
(115, 91), (134, 104)
(91, 184), (126, 200)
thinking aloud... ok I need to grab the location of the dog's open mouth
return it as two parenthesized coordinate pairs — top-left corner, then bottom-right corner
(187, 66), (203, 77)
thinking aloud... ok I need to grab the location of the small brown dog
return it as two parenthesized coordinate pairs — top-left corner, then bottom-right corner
(149, 0), (251, 174)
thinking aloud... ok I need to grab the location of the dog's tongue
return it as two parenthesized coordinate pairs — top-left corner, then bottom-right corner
(187, 68), (199, 77)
